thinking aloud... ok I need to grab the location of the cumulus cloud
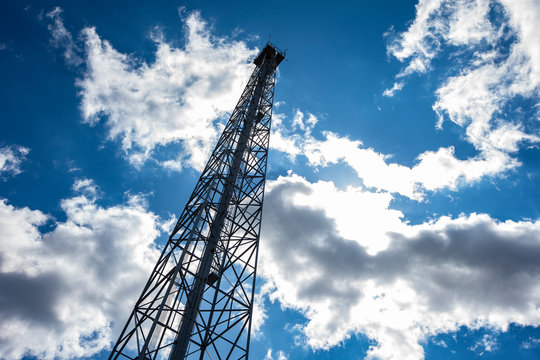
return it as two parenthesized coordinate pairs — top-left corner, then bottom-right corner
(0, 183), (163, 359)
(272, 110), (518, 200)
(45, 8), (258, 170)
(259, 174), (540, 359)
(76, 11), (258, 170)
(0, 145), (29, 177)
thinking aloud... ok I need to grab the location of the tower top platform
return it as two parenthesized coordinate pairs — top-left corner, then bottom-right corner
(254, 42), (285, 67)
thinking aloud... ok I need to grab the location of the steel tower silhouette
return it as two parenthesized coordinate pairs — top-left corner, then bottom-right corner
(110, 43), (285, 360)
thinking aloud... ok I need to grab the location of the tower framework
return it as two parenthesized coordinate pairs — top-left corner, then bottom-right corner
(110, 43), (285, 360)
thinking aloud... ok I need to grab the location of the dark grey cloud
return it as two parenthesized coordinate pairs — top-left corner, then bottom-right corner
(0, 271), (64, 325)
(259, 175), (540, 358)
(0, 190), (162, 360)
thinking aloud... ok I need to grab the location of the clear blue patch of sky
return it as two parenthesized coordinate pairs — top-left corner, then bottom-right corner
(426, 324), (540, 360)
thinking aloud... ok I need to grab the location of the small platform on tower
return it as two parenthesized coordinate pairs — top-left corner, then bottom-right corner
(254, 42), (285, 66)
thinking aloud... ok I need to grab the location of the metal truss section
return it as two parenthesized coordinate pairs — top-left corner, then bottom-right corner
(110, 43), (285, 360)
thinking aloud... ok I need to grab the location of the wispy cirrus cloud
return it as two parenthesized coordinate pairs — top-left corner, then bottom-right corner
(46, 7), (82, 66)
(269, 0), (539, 201)
(0, 145), (29, 178)
(382, 81), (403, 97)
(521, 336), (540, 349)
(386, 0), (496, 78)
(383, 0), (540, 186)
(469, 334), (498, 355)
(263, 349), (288, 360)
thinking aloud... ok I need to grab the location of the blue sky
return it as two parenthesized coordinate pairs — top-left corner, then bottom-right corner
(1, 0), (540, 359)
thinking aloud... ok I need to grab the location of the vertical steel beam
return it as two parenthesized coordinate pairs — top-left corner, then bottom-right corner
(169, 60), (271, 360)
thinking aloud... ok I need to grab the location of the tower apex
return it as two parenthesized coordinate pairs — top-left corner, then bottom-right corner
(254, 42), (285, 66)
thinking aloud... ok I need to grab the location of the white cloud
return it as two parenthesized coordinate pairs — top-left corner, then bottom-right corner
(259, 174), (540, 360)
(270, 113), (303, 159)
(382, 81), (404, 97)
(272, 112), (519, 200)
(469, 334), (498, 355)
(385, 0), (443, 75)
(264, 348), (288, 360)
(383, 0), (540, 197)
(291, 109), (317, 132)
(386, 0), (495, 76)
(444, 0), (495, 46)
(269, 0), (540, 200)
(72, 178), (100, 198)
(0, 183), (163, 359)
(521, 336), (540, 349)
(251, 289), (269, 339)
(46, 7), (82, 66)
(0, 145), (29, 177)
(77, 11), (258, 170)
(432, 338), (448, 348)
(388, 0), (540, 124)
(410, 146), (515, 192)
